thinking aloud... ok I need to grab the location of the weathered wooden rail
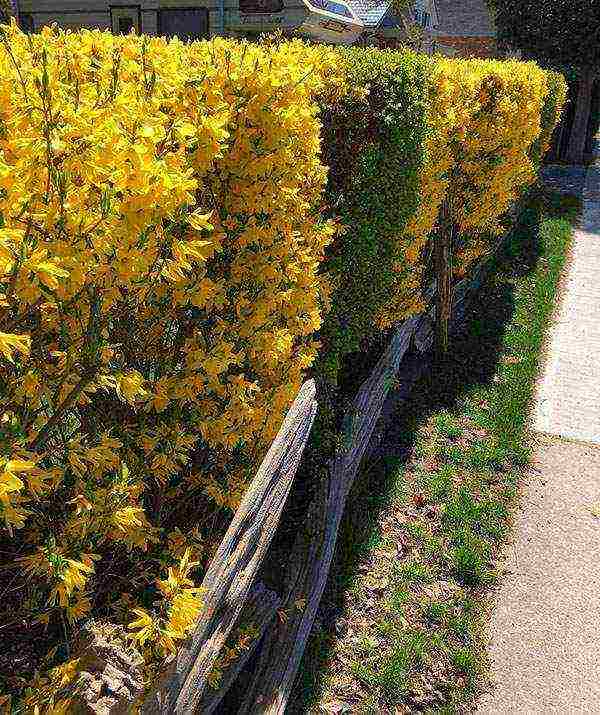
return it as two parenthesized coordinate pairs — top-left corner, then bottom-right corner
(141, 380), (318, 713)
(131, 310), (433, 714)
(82, 203), (521, 715)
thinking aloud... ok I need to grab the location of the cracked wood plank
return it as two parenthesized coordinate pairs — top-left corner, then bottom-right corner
(236, 316), (420, 715)
(141, 380), (318, 714)
(196, 581), (281, 715)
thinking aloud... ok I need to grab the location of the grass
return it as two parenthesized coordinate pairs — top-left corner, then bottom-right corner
(291, 188), (580, 714)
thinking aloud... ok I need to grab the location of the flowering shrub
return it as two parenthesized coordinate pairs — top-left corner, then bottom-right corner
(404, 58), (567, 284)
(0, 21), (341, 709)
(0, 20), (565, 710)
(315, 50), (567, 378)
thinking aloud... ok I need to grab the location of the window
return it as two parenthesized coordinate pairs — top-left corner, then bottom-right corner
(308, 0), (353, 19)
(413, 1), (432, 28)
(158, 9), (209, 41)
(110, 6), (140, 35)
(19, 13), (35, 33)
(118, 17), (134, 33)
(239, 0), (284, 13)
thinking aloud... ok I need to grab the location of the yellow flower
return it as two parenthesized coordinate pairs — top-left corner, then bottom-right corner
(186, 210), (214, 232)
(0, 331), (31, 363)
(115, 371), (148, 405)
(128, 607), (156, 646)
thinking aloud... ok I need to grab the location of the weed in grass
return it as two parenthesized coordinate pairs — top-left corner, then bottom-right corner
(361, 530), (382, 554)
(449, 531), (490, 585)
(511, 442), (532, 466)
(396, 560), (434, 584)
(429, 631), (450, 653)
(375, 631), (429, 702)
(450, 646), (479, 679)
(480, 500), (509, 540)
(443, 488), (507, 541)
(443, 488), (479, 526)
(357, 634), (379, 653)
(337, 572), (356, 592)
(441, 445), (465, 466)
(422, 464), (456, 502)
(412, 440), (430, 460)
(423, 535), (443, 561)
(351, 660), (375, 685)
(433, 412), (463, 439)
(447, 611), (473, 641)
(424, 601), (449, 624)
(405, 521), (428, 541)
(386, 587), (411, 614)
(436, 706), (460, 715)
(467, 441), (510, 471)
(376, 619), (396, 636)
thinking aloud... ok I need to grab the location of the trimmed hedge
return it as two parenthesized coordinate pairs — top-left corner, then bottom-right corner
(0, 20), (565, 710)
(0, 23), (342, 709)
(317, 52), (567, 387)
(316, 48), (430, 382)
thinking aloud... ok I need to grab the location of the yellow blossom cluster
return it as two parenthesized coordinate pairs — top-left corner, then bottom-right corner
(127, 548), (204, 658)
(0, 20), (342, 710)
(389, 57), (567, 312)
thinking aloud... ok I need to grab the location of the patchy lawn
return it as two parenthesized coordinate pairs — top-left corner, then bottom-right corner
(292, 189), (580, 714)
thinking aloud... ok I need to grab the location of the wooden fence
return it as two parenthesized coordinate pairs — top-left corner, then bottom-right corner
(79, 208), (516, 715)
(546, 76), (600, 164)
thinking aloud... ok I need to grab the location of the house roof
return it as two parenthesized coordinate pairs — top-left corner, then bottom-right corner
(434, 0), (495, 37)
(346, 0), (437, 31)
(345, 0), (389, 28)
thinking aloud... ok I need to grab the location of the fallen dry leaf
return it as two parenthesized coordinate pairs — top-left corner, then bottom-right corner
(321, 701), (352, 714)
(502, 355), (522, 365)
(588, 503), (600, 519)
(413, 493), (426, 507)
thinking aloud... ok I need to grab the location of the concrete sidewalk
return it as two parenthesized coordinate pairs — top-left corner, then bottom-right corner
(477, 144), (600, 714)
(476, 440), (600, 715)
(532, 196), (600, 443)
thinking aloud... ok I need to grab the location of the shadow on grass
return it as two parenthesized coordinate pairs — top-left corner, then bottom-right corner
(290, 189), (577, 713)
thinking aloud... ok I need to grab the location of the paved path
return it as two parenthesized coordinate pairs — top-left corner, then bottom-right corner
(477, 143), (600, 714)
(540, 165), (587, 197)
(477, 440), (600, 715)
(533, 160), (600, 444)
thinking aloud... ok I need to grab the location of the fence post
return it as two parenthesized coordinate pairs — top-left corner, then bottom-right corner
(434, 196), (454, 358)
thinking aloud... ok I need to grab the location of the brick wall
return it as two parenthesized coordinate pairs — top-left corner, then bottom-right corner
(434, 34), (497, 58)
(434, 0), (495, 37)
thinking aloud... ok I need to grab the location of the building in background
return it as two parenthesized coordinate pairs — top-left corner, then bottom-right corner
(348, 0), (440, 52)
(14, 0), (498, 54)
(16, 0), (364, 44)
(432, 0), (496, 58)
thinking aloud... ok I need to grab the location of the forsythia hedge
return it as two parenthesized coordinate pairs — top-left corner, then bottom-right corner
(318, 51), (566, 385)
(0, 19), (565, 711)
(0, 21), (342, 710)
(409, 58), (567, 283)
